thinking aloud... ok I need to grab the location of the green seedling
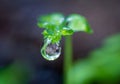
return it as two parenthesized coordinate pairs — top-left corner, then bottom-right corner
(37, 13), (93, 84)
(37, 13), (93, 61)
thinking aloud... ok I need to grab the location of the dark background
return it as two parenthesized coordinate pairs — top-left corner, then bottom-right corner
(0, 0), (120, 84)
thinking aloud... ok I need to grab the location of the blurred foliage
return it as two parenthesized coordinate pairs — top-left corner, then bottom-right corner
(67, 34), (120, 84)
(0, 61), (31, 84)
(37, 13), (92, 43)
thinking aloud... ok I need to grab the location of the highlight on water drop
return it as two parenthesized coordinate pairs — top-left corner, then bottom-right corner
(41, 38), (61, 61)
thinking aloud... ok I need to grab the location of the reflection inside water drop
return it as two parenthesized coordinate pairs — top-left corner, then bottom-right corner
(41, 39), (61, 61)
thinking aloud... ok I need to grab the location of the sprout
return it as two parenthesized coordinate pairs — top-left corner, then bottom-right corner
(37, 13), (93, 61)
(37, 13), (93, 44)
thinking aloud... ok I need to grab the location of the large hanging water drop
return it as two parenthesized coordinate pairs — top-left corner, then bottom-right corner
(41, 38), (61, 61)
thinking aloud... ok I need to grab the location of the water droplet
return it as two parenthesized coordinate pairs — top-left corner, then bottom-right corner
(41, 38), (61, 61)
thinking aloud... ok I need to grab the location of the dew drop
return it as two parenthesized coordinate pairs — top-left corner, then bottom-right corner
(41, 38), (61, 61)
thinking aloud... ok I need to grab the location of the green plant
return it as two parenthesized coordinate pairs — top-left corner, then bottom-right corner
(67, 34), (120, 84)
(37, 13), (93, 84)
(0, 60), (31, 84)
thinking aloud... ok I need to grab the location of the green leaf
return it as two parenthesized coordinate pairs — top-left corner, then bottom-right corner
(51, 34), (61, 43)
(66, 14), (93, 33)
(37, 13), (64, 28)
(61, 27), (74, 35)
(37, 22), (51, 29)
(37, 13), (93, 43)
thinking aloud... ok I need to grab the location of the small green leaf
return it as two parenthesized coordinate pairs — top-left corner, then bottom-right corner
(37, 22), (51, 29)
(61, 27), (74, 35)
(37, 13), (64, 28)
(66, 14), (93, 33)
(51, 34), (61, 43)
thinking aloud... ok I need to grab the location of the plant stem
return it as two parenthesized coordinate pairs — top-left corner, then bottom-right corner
(63, 35), (73, 84)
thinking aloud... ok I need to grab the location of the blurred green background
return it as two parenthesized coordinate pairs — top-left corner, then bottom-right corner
(67, 34), (120, 84)
(0, 0), (120, 84)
